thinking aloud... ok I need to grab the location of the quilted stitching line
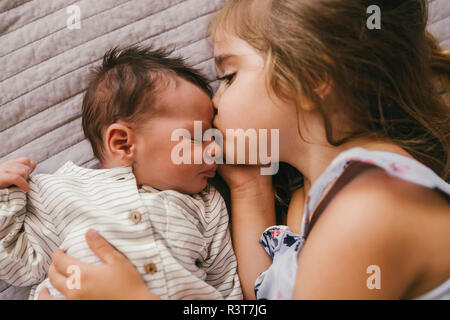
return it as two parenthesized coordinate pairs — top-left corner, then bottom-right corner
(0, 88), (85, 132)
(0, 0), (32, 15)
(4, 122), (86, 165)
(1, 112), (82, 158)
(0, 42), (213, 133)
(0, 0), (79, 37)
(0, 0), (134, 58)
(0, 0), (181, 80)
(0, 7), (219, 106)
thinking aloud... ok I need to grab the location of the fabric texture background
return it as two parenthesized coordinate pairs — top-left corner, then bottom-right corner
(0, 0), (449, 299)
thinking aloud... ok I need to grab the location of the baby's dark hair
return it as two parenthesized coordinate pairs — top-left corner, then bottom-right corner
(82, 45), (212, 161)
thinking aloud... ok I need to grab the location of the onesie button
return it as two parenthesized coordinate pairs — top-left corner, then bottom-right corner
(129, 211), (142, 223)
(144, 262), (157, 274)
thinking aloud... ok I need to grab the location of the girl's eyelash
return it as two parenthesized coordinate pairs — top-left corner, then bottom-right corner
(216, 73), (236, 84)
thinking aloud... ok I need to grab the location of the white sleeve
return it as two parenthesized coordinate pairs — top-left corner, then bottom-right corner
(0, 186), (59, 286)
(202, 187), (242, 300)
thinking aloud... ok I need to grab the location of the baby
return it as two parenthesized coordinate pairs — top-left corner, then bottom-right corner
(0, 46), (242, 300)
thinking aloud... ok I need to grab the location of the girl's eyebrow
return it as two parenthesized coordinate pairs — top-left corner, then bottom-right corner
(214, 54), (236, 70)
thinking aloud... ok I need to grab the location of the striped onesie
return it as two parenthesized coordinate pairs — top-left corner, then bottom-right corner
(0, 161), (242, 300)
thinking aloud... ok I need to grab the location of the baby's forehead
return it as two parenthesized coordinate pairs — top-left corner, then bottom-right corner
(155, 76), (214, 122)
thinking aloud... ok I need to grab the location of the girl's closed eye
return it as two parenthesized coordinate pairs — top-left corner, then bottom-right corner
(217, 72), (236, 86)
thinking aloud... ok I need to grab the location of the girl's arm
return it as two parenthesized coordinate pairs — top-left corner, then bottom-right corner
(40, 229), (160, 300)
(219, 165), (276, 300)
(292, 171), (434, 299)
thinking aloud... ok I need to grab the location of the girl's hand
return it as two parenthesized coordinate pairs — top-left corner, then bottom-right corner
(218, 164), (273, 199)
(218, 164), (276, 299)
(38, 229), (159, 300)
(0, 158), (36, 192)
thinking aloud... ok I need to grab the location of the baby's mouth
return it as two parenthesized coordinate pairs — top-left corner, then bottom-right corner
(200, 165), (218, 178)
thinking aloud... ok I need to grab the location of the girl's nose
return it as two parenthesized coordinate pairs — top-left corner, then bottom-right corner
(212, 92), (220, 113)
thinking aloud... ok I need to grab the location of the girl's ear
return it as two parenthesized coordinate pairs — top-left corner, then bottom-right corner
(314, 76), (334, 101)
(103, 122), (136, 166)
(297, 78), (333, 112)
(295, 77), (333, 112)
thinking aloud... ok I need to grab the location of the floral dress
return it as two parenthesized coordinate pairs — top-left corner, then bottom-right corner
(254, 147), (450, 300)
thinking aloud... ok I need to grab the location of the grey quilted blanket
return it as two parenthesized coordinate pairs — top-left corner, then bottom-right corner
(0, 0), (449, 300)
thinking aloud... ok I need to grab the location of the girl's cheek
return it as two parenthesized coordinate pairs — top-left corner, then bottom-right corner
(222, 88), (240, 114)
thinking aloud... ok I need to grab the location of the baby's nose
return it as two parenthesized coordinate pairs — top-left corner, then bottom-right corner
(208, 140), (222, 159)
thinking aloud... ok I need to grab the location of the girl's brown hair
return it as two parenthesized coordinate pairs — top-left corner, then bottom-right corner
(212, 0), (450, 215)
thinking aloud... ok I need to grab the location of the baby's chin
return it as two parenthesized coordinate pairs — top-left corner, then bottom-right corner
(141, 177), (208, 195)
(177, 177), (209, 195)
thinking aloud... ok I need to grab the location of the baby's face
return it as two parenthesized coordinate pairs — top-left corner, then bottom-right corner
(132, 77), (219, 194)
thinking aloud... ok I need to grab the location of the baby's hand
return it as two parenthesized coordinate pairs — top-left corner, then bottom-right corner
(0, 158), (36, 192)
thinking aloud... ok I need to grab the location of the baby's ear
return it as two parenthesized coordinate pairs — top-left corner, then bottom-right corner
(103, 122), (136, 166)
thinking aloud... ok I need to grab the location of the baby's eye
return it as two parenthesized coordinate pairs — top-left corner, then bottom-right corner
(216, 72), (236, 87)
(191, 137), (203, 144)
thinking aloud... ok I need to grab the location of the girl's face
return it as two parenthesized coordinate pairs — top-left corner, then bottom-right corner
(212, 33), (300, 163)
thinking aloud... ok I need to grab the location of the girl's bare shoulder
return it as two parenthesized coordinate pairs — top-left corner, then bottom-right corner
(337, 165), (449, 218)
(295, 165), (450, 298)
(320, 164), (449, 243)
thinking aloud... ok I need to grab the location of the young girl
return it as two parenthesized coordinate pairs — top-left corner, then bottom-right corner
(39, 0), (450, 300)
